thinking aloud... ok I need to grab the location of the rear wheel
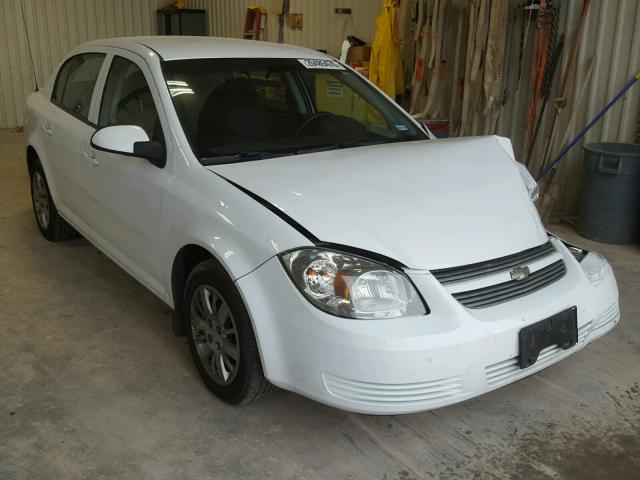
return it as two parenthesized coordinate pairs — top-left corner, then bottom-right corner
(29, 160), (78, 242)
(184, 259), (274, 404)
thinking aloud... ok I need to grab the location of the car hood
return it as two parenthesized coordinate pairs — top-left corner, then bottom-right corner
(208, 136), (547, 270)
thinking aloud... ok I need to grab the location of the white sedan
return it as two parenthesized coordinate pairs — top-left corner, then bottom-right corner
(24, 37), (619, 414)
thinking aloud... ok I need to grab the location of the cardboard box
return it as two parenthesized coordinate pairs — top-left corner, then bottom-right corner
(346, 46), (371, 64)
(287, 13), (303, 28)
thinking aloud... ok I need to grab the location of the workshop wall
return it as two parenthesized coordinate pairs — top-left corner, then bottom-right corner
(189, 0), (378, 57)
(0, 0), (377, 128)
(0, 0), (166, 128)
(494, 0), (640, 213)
(0, 0), (638, 215)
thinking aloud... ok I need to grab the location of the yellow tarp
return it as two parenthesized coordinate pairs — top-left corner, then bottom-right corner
(369, 0), (405, 98)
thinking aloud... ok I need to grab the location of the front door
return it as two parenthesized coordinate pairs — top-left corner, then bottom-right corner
(80, 51), (169, 295)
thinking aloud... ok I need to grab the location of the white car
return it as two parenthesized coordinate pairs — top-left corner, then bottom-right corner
(24, 37), (619, 414)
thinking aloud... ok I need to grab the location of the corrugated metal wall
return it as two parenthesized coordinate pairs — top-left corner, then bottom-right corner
(189, 0), (378, 57)
(0, 0), (378, 128)
(492, 0), (640, 212)
(0, 0), (638, 213)
(0, 0), (165, 128)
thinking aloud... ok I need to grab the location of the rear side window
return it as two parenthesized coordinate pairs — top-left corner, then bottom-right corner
(98, 56), (162, 142)
(52, 53), (105, 121)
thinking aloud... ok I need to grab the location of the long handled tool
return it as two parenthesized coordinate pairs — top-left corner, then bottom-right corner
(536, 71), (640, 181)
(534, 0), (591, 175)
(534, 55), (596, 218)
(525, 33), (564, 167)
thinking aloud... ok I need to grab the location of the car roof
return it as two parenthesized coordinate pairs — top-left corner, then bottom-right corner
(82, 36), (332, 61)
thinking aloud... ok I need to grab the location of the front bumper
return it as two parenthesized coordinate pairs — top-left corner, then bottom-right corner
(236, 239), (619, 414)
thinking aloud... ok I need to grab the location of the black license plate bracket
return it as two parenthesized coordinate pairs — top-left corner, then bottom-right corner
(519, 307), (578, 369)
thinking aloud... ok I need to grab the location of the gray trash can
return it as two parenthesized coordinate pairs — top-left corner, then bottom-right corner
(578, 142), (640, 244)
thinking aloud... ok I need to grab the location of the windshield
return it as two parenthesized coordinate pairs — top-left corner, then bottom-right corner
(161, 58), (427, 164)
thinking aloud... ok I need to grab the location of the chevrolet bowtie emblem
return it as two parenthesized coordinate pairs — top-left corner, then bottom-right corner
(510, 265), (531, 281)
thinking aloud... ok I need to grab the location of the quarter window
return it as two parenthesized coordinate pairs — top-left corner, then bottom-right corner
(99, 56), (162, 142)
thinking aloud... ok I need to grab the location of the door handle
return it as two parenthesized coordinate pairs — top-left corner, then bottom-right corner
(41, 122), (53, 135)
(82, 151), (99, 166)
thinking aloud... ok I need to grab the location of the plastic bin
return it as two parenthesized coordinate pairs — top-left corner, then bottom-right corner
(578, 142), (640, 244)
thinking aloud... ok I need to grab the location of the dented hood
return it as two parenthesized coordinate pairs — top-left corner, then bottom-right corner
(208, 136), (547, 270)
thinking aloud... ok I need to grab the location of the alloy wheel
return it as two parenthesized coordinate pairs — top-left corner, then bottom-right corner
(32, 172), (50, 230)
(190, 285), (240, 386)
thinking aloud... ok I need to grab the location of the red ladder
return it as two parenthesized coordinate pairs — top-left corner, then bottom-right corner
(244, 6), (267, 41)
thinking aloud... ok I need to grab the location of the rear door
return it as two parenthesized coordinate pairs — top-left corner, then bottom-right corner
(40, 52), (106, 219)
(80, 50), (170, 294)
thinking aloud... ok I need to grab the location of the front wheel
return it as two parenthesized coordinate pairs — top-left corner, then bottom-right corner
(184, 259), (274, 404)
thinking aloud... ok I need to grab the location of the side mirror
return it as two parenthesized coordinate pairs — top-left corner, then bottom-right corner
(91, 125), (165, 168)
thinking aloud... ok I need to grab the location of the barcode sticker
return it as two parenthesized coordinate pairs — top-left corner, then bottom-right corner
(298, 58), (345, 70)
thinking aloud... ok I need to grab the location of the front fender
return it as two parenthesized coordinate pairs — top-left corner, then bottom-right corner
(160, 150), (314, 304)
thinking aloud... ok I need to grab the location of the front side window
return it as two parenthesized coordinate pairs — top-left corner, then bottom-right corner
(162, 58), (426, 164)
(99, 56), (162, 142)
(53, 53), (105, 121)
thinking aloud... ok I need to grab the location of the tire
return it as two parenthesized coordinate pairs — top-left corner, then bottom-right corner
(29, 159), (78, 242)
(184, 259), (274, 404)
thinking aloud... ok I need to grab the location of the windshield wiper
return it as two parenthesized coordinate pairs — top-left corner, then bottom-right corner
(296, 140), (384, 155)
(201, 151), (292, 165)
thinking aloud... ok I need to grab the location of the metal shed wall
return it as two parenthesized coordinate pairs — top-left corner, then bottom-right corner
(188, 0), (379, 57)
(0, 0), (166, 129)
(1, 0), (638, 214)
(0, 0), (378, 128)
(492, 0), (640, 213)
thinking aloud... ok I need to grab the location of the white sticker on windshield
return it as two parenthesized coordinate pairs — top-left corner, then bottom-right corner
(298, 58), (345, 70)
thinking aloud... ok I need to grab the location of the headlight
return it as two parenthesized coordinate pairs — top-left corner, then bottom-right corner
(515, 161), (539, 202)
(280, 248), (427, 319)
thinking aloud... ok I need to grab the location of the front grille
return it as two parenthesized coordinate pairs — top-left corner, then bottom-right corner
(432, 241), (556, 284)
(452, 260), (566, 308)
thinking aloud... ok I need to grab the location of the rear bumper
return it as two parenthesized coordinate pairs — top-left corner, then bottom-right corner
(237, 242), (619, 414)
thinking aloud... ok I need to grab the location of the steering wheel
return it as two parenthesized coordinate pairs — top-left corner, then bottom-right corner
(294, 112), (333, 137)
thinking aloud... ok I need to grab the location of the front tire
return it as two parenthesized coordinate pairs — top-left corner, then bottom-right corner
(184, 259), (274, 404)
(29, 159), (78, 242)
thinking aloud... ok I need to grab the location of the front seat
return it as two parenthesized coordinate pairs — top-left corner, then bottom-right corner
(196, 77), (279, 156)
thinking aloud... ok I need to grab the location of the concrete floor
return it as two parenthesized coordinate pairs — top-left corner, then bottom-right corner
(0, 129), (639, 480)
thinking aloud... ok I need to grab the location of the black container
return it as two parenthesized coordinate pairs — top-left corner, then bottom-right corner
(157, 8), (208, 36)
(578, 142), (640, 243)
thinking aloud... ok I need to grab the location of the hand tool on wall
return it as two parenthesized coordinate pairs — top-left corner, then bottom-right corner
(525, 32), (564, 168)
(535, 0), (590, 175)
(524, 0), (555, 150)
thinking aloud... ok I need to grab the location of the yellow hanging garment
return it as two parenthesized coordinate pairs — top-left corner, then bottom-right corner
(369, 0), (405, 99)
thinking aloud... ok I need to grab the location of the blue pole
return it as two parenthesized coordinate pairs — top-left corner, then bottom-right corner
(536, 71), (640, 181)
